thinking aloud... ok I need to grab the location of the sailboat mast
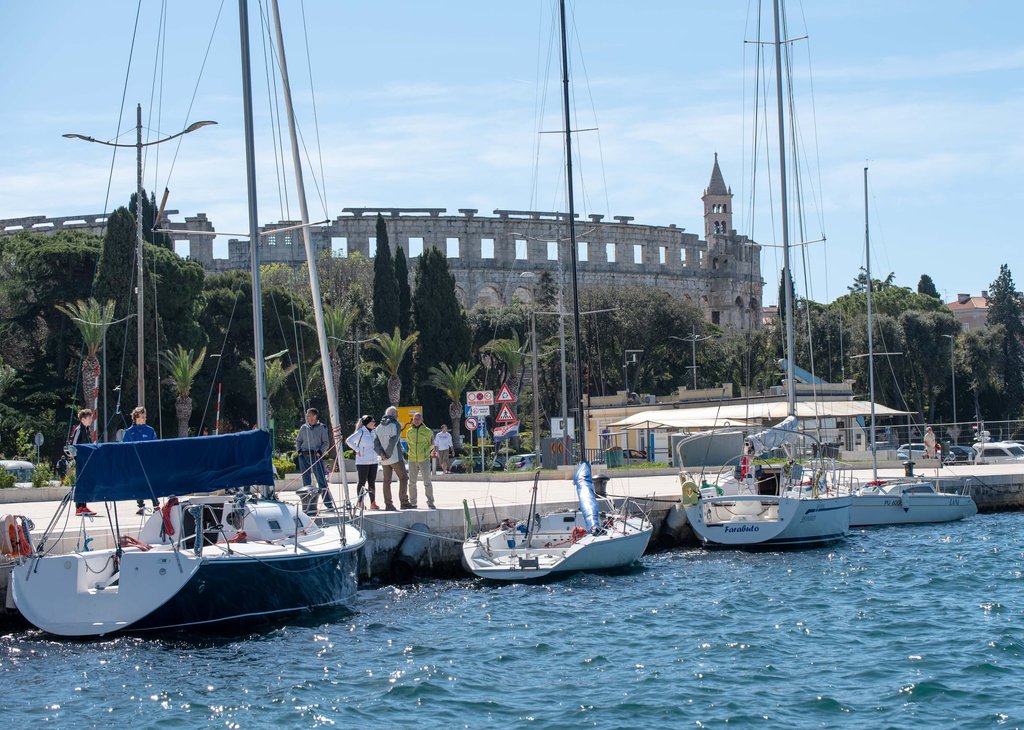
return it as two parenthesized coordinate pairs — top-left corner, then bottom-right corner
(269, 0), (350, 503)
(772, 0), (796, 417)
(558, 0), (586, 456)
(864, 166), (879, 479)
(135, 103), (145, 410)
(238, 0), (269, 431)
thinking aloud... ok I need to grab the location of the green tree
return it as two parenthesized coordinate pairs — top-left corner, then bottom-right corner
(427, 362), (480, 449)
(986, 264), (1024, 419)
(162, 345), (206, 437)
(481, 334), (528, 397)
(367, 327), (418, 407)
(129, 188), (171, 248)
(299, 304), (355, 420)
(395, 246), (411, 336)
(412, 247), (472, 421)
(917, 274), (940, 299)
(372, 214), (399, 335)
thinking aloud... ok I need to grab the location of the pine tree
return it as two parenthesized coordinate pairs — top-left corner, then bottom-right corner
(372, 214), (399, 335)
(413, 247), (472, 422)
(986, 264), (1024, 419)
(917, 274), (940, 299)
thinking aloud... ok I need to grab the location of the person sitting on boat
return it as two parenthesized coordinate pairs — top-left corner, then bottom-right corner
(68, 408), (96, 517)
(122, 406), (160, 515)
(295, 407), (336, 515)
(345, 415), (379, 510)
(374, 406), (409, 510)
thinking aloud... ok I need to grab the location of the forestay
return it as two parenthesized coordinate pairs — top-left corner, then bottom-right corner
(72, 430), (275, 502)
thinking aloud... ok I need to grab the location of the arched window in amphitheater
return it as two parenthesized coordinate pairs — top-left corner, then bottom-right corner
(476, 285), (502, 308)
(512, 287), (533, 304)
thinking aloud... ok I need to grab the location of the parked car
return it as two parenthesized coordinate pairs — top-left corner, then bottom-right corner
(973, 441), (1024, 464)
(896, 443), (927, 461)
(506, 453), (538, 471)
(942, 445), (975, 464)
(623, 449), (649, 465)
(448, 458), (469, 474)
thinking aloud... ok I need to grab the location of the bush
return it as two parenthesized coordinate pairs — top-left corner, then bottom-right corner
(272, 456), (294, 480)
(0, 472), (14, 489)
(32, 462), (54, 488)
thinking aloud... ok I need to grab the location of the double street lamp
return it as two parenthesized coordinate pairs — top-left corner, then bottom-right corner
(669, 325), (714, 390)
(64, 105), (216, 409)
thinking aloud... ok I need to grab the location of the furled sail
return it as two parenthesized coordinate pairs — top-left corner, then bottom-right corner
(573, 460), (600, 533)
(745, 415), (800, 458)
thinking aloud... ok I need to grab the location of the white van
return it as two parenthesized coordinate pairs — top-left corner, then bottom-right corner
(973, 441), (1024, 464)
(0, 460), (35, 488)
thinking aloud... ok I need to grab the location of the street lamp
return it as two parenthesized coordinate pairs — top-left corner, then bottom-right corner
(623, 349), (643, 398)
(64, 107), (216, 410)
(669, 325), (713, 390)
(330, 333), (378, 418)
(942, 333), (957, 442)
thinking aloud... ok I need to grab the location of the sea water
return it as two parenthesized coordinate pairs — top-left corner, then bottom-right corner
(2, 513), (1023, 728)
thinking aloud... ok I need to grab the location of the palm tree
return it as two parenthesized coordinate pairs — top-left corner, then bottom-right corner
(56, 298), (115, 410)
(243, 358), (298, 421)
(481, 333), (527, 396)
(427, 362), (480, 450)
(299, 304), (355, 411)
(367, 326), (418, 406)
(161, 345), (206, 437)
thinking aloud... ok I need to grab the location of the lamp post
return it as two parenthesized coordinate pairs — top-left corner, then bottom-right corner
(330, 332), (378, 419)
(670, 325), (713, 390)
(64, 108), (216, 410)
(623, 349), (643, 397)
(942, 333), (957, 443)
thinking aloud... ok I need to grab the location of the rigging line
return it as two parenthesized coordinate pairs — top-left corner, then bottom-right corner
(198, 289), (240, 430)
(150, 255), (164, 438)
(145, 1), (168, 197)
(268, 289), (306, 409)
(530, 2), (558, 210)
(299, 0), (330, 219)
(258, 0), (289, 220)
(159, 0), (226, 196)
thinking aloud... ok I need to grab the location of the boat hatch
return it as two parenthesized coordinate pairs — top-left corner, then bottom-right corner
(268, 520), (282, 532)
(518, 557), (540, 569)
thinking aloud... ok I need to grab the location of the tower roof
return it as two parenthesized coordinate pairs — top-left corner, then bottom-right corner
(705, 152), (729, 196)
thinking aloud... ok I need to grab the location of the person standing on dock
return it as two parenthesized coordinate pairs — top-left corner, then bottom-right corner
(374, 406), (409, 510)
(68, 408), (96, 517)
(346, 415), (379, 509)
(122, 406), (159, 515)
(406, 412), (435, 509)
(433, 424), (453, 474)
(295, 408), (336, 515)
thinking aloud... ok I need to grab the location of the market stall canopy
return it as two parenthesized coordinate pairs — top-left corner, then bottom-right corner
(607, 400), (911, 431)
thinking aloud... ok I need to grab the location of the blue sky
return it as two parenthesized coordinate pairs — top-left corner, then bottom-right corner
(1, 1), (1020, 305)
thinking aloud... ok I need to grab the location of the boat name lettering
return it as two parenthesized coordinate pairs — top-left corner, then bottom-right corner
(724, 524), (760, 534)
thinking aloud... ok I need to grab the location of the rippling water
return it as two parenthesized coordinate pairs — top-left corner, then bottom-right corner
(3, 513), (1024, 728)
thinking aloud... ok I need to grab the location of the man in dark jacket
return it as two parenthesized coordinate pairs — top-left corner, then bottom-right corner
(295, 408), (335, 514)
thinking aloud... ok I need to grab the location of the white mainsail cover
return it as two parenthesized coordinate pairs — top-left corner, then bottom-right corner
(745, 415), (800, 458)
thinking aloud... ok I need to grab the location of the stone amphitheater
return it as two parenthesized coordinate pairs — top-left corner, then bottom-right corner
(1, 157), (763, 329)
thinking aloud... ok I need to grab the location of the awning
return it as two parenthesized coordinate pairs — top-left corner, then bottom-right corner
(607, 400), (911, 430)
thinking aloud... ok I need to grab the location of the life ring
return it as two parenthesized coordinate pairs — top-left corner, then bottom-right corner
(118, 535), (151, 551)
(681, 480), (700, 507)
(161, 497), (179, 537)
(570, 526), (589, 544)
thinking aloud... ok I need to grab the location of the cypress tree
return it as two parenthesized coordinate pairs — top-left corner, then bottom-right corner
(917, 274), (940, 299)
(372, 214), (399, 335)
(413, 247), (471, 422)
(395, 246), (411, 336)
(129, 188), (171, 248)
(986, 264), (1024, 419)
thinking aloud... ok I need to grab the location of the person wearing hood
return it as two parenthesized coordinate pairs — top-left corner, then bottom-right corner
(373, 406), (409, 510)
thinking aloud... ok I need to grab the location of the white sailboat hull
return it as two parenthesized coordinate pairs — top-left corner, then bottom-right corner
(463, 511), (652, 581)
(849, 491), (977, 527)
(684, 494), (850, 548)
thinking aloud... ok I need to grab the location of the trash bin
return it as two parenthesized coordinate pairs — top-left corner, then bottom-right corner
(593, 474), (610, 497)
(605, 447), (623, 468)
(903, 460), (915, 477)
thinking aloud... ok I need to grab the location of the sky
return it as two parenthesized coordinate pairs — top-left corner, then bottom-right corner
(0, 1), (1021, 306)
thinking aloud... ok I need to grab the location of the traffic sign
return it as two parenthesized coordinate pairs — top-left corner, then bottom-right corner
(469, 404), (490, 416)
(467, 390), (494, 406)
(496, 403), (516, 423)
(465, 417), (478, 431)
(496, 383), (516, 403)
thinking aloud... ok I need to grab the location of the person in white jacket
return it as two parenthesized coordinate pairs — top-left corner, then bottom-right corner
(345, 415), (379, 509)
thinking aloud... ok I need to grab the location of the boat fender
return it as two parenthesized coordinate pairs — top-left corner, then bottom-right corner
(570, 526), (588, 544)
(119, 535), (152, 552)
(161, 497), (179, 538)
(392, 523), (431, 581)
(0, 515), (13, 556)
(681, 480), (700, 506)
(4, 515), (31, 558)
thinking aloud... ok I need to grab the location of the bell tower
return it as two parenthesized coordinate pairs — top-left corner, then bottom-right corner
(702, 153), (733, 247)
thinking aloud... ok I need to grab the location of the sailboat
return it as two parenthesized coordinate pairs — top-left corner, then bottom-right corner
(846, 167), (976, 527)
(678, 0), (851, 548)
(461, 0), (652, 580)
(9, 0), (366, 637)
